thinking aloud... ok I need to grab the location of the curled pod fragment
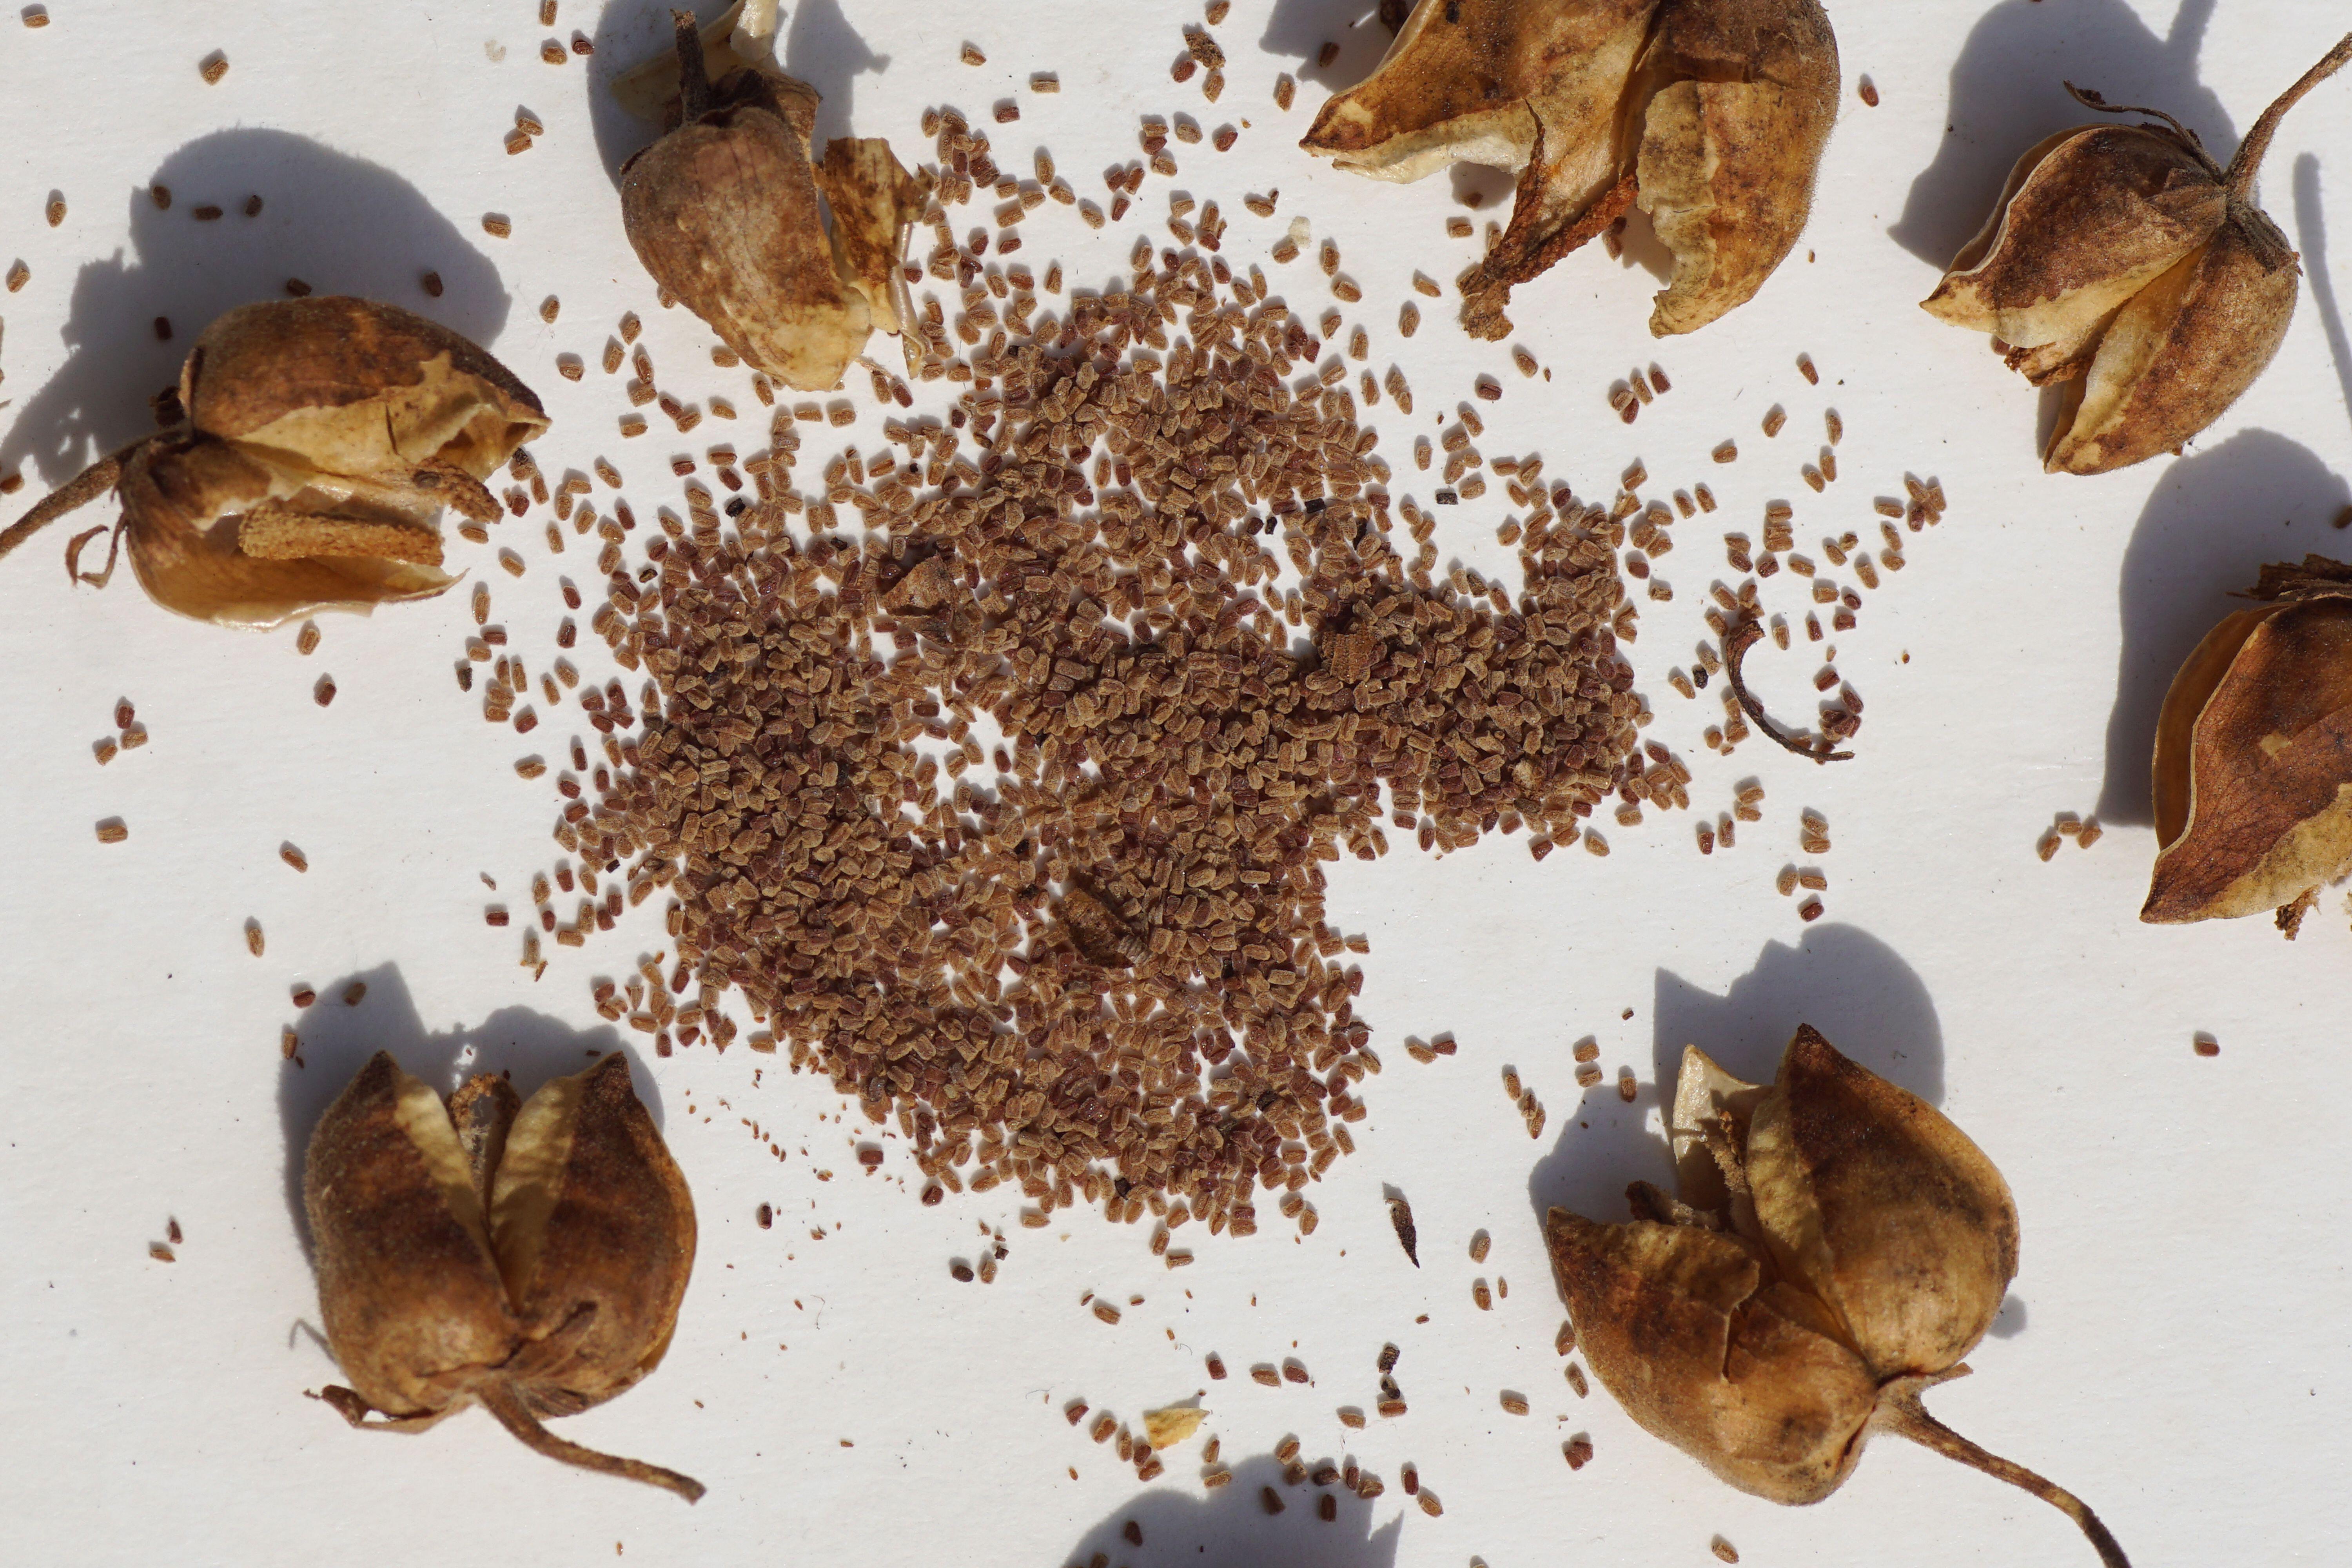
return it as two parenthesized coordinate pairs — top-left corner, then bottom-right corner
(616, 8), (923, 391)
(0, 298), (543, 627)
(305, 1051), (701, 1500)
(1548, 1029), (2128, 1566)
(2143, 556), (2352, 926)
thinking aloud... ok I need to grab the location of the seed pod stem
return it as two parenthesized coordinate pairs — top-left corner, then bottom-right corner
(2222, 33), (2352, 200)
(0, 443), (133, 568)
(477, 1378), (706, 1503)
(2060, 82), (2216, 173)
(668, 8), (711, 125)
(1873, 1381), (2129, 1568)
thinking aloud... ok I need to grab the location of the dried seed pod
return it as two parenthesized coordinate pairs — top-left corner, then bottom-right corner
(616, 7), (926, 392)
(305, 1051), (700, 1499)
(1301, 0), (1838, 339)
(1924, 36), (2352, 473)
(0, 298), (543, 628)
(1545, 1030), (2125, 1566)
(2143, 555), (2352, 926)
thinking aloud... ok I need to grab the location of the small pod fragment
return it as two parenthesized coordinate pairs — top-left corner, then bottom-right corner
(1546, 1029), (2127, 1566)
(1299, 0), (1838, 339)
(2143, 555), (2352, 927)
(0, 298), (544, 627)
(616, 5), (925, 390)
(305, 1051), (701, 1499)
(1923, 36), (2352, 473)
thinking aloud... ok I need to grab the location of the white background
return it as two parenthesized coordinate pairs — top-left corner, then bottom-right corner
(3, 2), (2348, 1564)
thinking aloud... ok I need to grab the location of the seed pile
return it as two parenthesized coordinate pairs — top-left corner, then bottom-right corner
(543, 240), (1646, 1232)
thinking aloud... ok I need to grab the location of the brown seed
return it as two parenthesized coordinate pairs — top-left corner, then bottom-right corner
(1713, 1539), (1742, 1563)
(96, 819), (128, 844)
(482, 214), (512, 238)
(199, 51), (228, 83)
(1501, 1391), (1529, 1415)
(1563, 1436), (1594, 1470)
(314, 676), (336, 707)
(245, 920), (265, 957)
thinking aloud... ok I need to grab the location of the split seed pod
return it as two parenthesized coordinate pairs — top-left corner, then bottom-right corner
(305, 1051), (701, 1500)
(0, 298), (544, 627)
(1300, 0), (1838, 339)
(1924, 36), (2352, 474)
(1546, 1028), (2128, 1567)
(2143, 555), (2352, 928)
(617, 5), (926, 392)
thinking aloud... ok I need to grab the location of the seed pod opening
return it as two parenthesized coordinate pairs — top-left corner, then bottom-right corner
(2143, 557), (2352, 925)
(1299, 0), (1837, 339)
(616, 6), (925, 391)
(0, 298), (544, 627)
(1923, 35), (2352, 474)
(305, 1051), (701, 1500)
(1547, 1029), (2127, 1566)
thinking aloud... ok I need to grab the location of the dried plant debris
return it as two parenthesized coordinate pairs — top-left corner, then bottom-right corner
(539, 251), (1644, 1228)
(2143, 555), (2352, 927)
(617, 6), (926, 391)
(0, 298), (543, 627)
(1301, 0), (1839, 338)
(1725, 616), (1851, 762)
(305, 1052), (700, 1499)
(1924, 35), (2352, 473)
(1388, 1195), (1420, 1265)
(1546, 1029), (2129, 1566)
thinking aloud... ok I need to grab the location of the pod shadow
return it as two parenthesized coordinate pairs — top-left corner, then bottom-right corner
(587, 0), (891, 188)
(2095, 430), (2350, 826)
(1057, 1452), (1402, 1568)
(0, 128), (506, 492)
(274, 962), (647, 1262)
(1889, 0), (2229, 270)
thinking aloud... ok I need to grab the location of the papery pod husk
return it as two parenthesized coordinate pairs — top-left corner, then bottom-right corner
(1300, 0), (1835, 340)
(619, 56), (858, 390)
(1922, 125), (2227, 385)
(2143, 558), (2352, 922)
(1740, 1029), (2018, 1378)
(306, 1052), (519, 1424)
(1545, 1208), (1879, 1503)
(1922, 36), (2350, 475)
(617, 11), (922, 392)
(1628, 0), (1840, 337)
(1301, 0), (1659, 208)
(813, 137), (929, 339)
(0, 297), (545, 629)
(1548, 1030), (2127, 1568)
(304, 1051), (702, 1500)
(489, 1053), (698, 1416)
(2045, 207), (2298, 474)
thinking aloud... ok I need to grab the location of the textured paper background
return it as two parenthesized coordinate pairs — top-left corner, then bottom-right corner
(2, 2), (2348, 1563)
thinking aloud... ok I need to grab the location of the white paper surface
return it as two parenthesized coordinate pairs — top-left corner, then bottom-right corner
(3, 2), (2349, 1564)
